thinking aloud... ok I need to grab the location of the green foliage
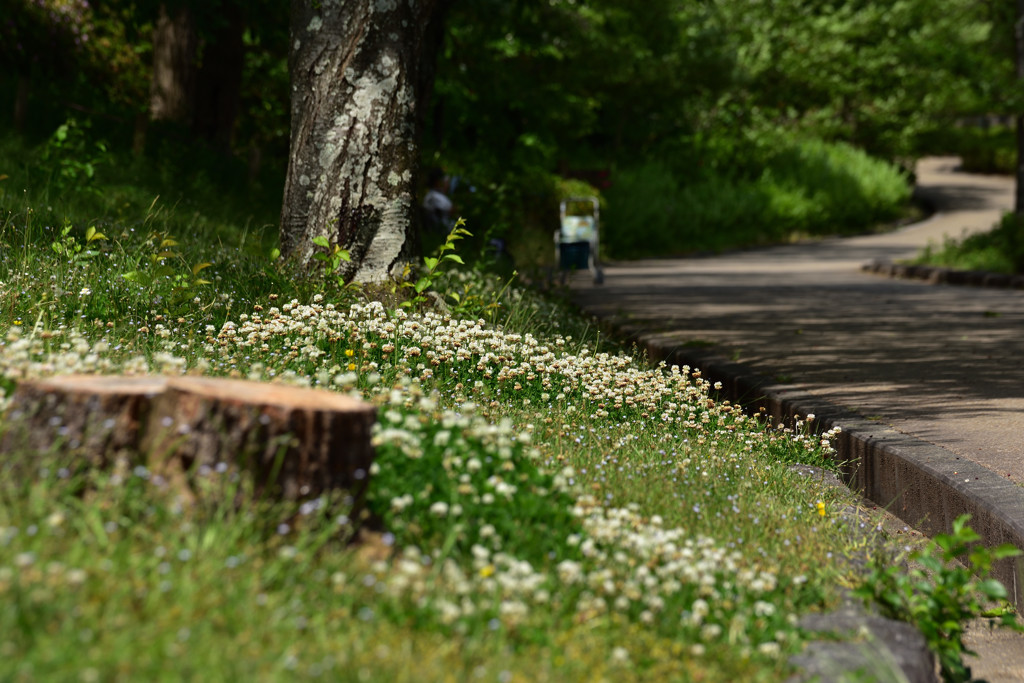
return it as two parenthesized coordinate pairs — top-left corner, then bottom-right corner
(855, 515), (1023, 683)
(713, 0), (992, 161)
(914, 212), (1024, 275)
(49, 219), (107, 265)
(426, 0), (992, 269)
(603, 137), (910, 259)
(238, 16), (291, 160)
(367, 404), (582, 568)
(40, 119), (110, 196)
(931, 125), (1017, 175)
(310, 235), (352, 282)
(121, 226), (214, 313)
(555, 177), (604, 208)
(395, 221), (471, 309)
(424, 0), (731, 266)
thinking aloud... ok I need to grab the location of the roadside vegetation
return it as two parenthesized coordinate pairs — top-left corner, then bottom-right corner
(912, 212), (1024, 275)
(908, 124), (1024, 276)
(1, 129), (1019, 682)
(603, 137), (912, 259)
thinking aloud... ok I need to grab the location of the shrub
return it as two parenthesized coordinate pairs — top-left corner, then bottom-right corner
(922, 124), (1016, 175)
(602, 137), (910, 259)
(913, 212), (1024, 274)
(856, 515), (1022, 683)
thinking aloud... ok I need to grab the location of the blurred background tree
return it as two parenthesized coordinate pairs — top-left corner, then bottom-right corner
(0, 0), (1014, 267)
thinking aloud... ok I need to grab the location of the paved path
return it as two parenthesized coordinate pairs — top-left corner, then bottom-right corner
(573, 157), (1022, 480)
(569, 157), (1024, 679)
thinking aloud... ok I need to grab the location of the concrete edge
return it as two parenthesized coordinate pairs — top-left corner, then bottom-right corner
(863, 260), (1024, 290)
(633, 341), (1024, 615)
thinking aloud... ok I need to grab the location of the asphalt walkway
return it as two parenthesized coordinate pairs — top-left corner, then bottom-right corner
(568, 157), (1024, 679)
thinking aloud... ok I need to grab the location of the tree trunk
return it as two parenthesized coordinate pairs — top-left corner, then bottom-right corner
(279, 0), (450, 283)
(150, 3), (197, 124)
(133, 112), (149, 156)
(142, 377), (376, 502)
(191, 5), (246, 153)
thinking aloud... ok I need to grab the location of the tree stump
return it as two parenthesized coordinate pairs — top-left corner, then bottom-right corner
(1, 375), (168, 468)
(143, 377), (376, 501)
(2, 375), (377, 504)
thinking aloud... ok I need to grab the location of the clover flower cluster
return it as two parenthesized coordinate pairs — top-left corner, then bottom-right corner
(349, 473), (796, 656)
(0, 287), (846, 662)
(0, 325), (151, 412)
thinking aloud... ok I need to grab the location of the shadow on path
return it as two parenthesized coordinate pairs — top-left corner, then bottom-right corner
(571, 156), (1022, 474)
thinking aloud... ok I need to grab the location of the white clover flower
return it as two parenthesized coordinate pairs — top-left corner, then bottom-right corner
(429, 501), (449, 517)
(436, 599), (461, 625)
(700, 623), (722, 640)
(390, 494), (413, 512)
(556, 560), (583, 584)
(499, 599), (529, 624)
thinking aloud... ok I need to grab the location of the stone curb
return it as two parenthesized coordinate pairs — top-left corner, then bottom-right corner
(788, 596), (936, 683)
(863, 260), (1024, 289)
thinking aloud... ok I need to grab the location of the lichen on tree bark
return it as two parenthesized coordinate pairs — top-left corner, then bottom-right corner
(280, 0), (448, 283)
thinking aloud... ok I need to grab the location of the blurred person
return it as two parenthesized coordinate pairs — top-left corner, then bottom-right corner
(422, 167), (455, 233)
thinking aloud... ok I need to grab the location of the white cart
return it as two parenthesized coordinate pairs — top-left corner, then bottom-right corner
(556, 196), (604, 285)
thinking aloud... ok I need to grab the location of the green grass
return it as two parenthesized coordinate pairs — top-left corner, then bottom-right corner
(603, 137), (912, 260)
(0, 126), (1011, 681)
(912, 212), (1024, 275)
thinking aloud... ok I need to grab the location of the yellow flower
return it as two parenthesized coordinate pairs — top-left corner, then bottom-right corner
(479, 564), (495, 578)
(816, 501), (826, 517)
(345, 349), (355, 358)
(347, 363), (357, 371)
